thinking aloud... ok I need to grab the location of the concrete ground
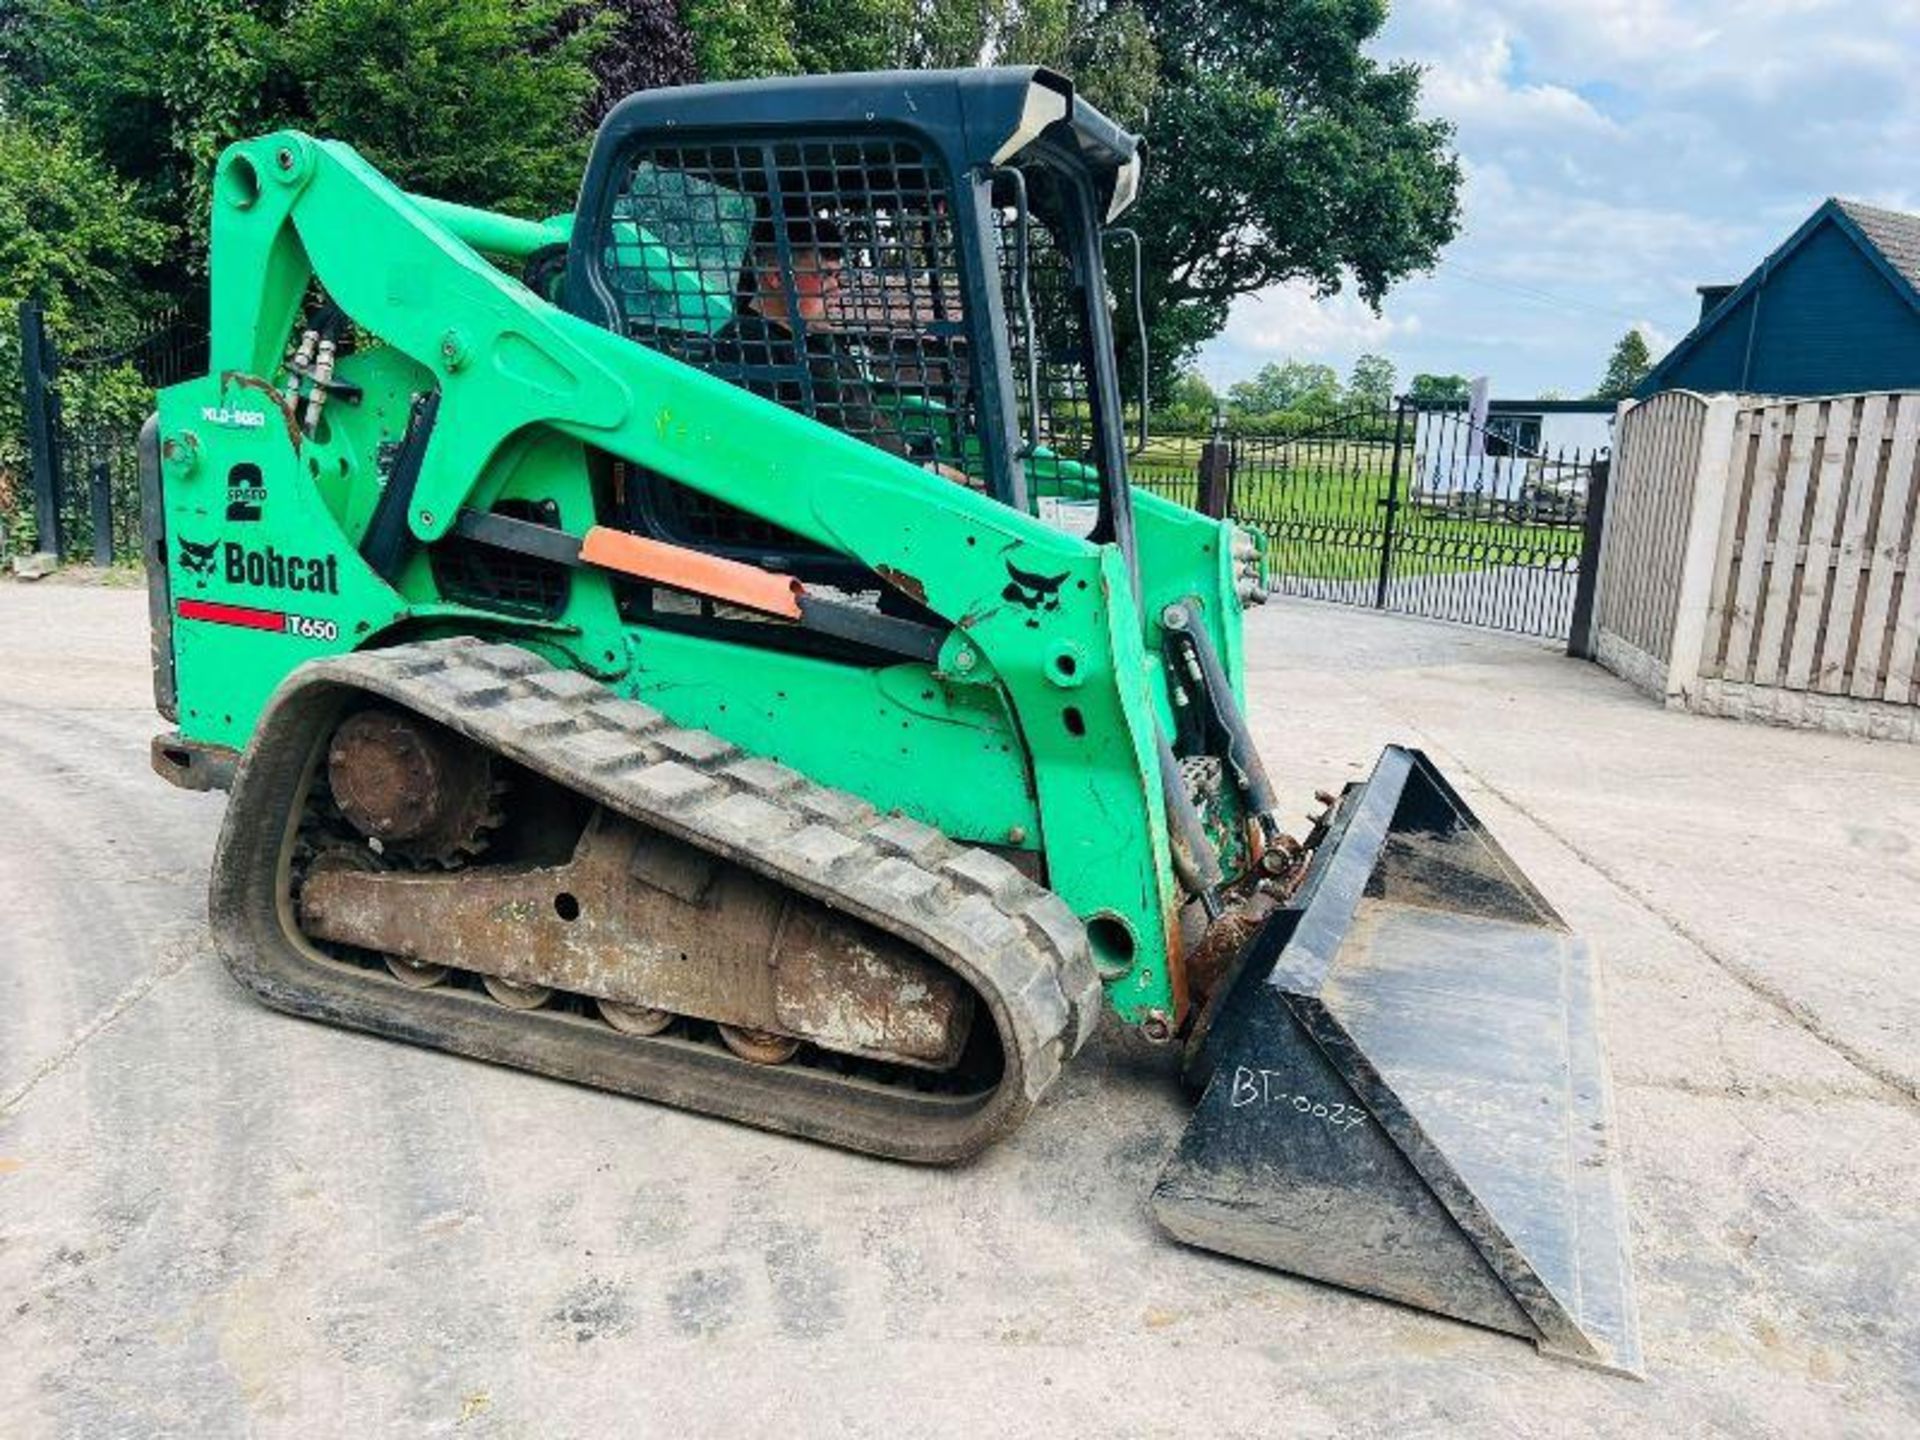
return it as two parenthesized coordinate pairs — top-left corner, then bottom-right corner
(1, 582), (1916, 1438)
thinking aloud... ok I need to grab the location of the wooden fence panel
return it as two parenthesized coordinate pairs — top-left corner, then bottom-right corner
(1601, 386), (1920, 730)
(1816, 394), (1888, 693)
(1721, 404), (1785, 680)
(1753, 401), (1820, 686)
(1786, 395), (1855, 690)
(1626, 399), (1665, 651)
(1887, 489), (1920, 703)
(1704, 409), (1755, 672)
(1596, 391), (1706, 664)
(1852, 395), (1920, 700)
(1656, 400), (1702, 652)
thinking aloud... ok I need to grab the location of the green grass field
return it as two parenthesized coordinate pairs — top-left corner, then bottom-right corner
(1128, 436), (1585, 583)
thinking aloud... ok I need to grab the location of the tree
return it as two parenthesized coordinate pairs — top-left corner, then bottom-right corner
(579, 1), (698, 125)
(682, 0), (798, 79)
(678, 3), (1161, 123)
(1167, 369), (1217, 409)
(1, 0), (611, 290)
(1226, 360), (1341, 417)
(1347, 353), (1395, 411)
(0, 112), (168, 546)
(1594, 328), (1653, 401)
(0, 0), (284, 279)
(991, 2), (1161, 125)
(1156, 368), (1218, 430)
(0, 0), (1459, 400)
(282, 0), (605, 215)
(794, 0), (920, 74)
(1125, 0), (1460, 387)
(1408, 373), (1470, 404)
(0, 115), (167, 333)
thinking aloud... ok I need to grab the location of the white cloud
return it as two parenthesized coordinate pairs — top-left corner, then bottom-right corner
(1224, 285), (1417, 352)
(1631, 318), (1676, 362)
(1196, 284), (1423, 389)
(1197, 0), (1920, 396)
(1416, 29), (1623, 140)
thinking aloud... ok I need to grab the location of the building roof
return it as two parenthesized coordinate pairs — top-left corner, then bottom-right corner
(1835, 199), (1920, 293)
(1637, 197), (1920, 395)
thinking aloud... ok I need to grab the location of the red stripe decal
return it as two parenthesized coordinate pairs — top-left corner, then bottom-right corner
(178, 598), (287, 632)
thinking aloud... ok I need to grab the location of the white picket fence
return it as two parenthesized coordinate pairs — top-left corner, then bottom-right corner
(1593, 389), (1920, 741)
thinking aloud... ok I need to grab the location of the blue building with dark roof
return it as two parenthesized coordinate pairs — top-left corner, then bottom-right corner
(1637, 198), (1920, 398)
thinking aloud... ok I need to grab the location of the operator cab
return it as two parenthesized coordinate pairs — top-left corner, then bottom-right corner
(562, 68), (1144, 576)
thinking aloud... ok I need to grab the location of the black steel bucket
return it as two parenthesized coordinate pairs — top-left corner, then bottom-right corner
(1152, 746), (1642, 1374)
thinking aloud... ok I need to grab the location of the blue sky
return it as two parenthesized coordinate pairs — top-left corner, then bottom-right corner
(1194, 0), (1920, 399)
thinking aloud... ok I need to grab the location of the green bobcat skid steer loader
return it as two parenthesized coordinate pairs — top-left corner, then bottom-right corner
(142, 67), (1640, 1372)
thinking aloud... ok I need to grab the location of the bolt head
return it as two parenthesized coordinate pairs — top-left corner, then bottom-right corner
(953, 648), (976, 672)
(275, 147), (295, 171)
(1160, 604), (1188, 631)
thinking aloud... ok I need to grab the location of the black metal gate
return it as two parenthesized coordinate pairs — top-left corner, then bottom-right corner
(1223, 400), (1608, 641)
(8, 299), (206, 565)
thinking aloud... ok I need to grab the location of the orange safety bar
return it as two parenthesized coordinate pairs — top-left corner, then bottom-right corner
(578, 527), (805, 620)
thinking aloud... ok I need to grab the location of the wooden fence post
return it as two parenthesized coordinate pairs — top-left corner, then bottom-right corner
(1663, 393), (1741, 706)
(1197, 436), (1233, 519)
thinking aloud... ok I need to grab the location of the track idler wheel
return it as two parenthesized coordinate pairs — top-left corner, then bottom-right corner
(387, 956), (451, 989)
(598, 999), (673, 1036)
(482, 976), (552, 1010)
(718, 1024), (800, 1065)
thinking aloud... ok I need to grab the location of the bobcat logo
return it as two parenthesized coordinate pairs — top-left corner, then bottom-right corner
(177, 537), (220, 587)
(1002, 560), (1069, 629)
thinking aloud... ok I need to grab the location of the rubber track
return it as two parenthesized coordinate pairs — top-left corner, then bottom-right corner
(210, 637), (1103, 1162)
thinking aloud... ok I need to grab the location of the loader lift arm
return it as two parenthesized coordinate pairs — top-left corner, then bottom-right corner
(173, 127), (1196, 1021)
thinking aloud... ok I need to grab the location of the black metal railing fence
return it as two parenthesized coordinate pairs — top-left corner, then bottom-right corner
(5, 303), (1608, 645)
(6, 299), (207, 565)
(1143, 400), (1612, 644)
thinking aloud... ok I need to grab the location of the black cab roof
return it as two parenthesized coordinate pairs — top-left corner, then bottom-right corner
(594, 66), (1144, 221)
